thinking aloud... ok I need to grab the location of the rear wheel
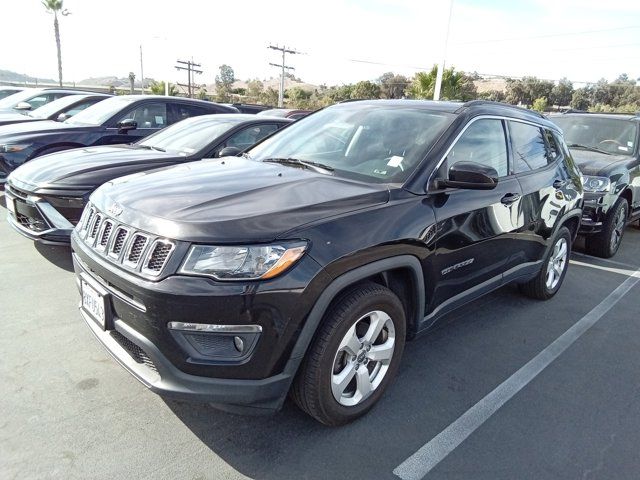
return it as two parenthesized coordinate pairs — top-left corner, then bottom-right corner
(291, 282), (406, 426)
(585, 198), (628, 258)
(519, 226), (571, 300)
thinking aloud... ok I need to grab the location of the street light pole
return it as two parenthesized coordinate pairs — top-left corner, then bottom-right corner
(434, 0), (454, 101)
(140, 45), (145, 95)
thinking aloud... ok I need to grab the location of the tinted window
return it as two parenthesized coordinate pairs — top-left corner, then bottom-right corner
(543, 129), (562, 163)
(26, 93), (63, 109)
(446, 119), (508, 177)
(510, 121), (548, 173)
(118, 102), (167, 128)
(173, 104), (212, 123)
(64, 99), (99, 117)
(222, 124), (280, 151)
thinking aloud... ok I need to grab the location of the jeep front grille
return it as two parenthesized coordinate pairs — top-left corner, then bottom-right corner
(76, 204), (175, 277)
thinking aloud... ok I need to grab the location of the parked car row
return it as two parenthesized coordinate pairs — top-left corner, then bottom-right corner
(2, 97), (637, 426)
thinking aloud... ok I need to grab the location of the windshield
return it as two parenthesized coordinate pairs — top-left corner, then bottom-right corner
(138, 116), (244, 154)
(0, 89), (39, 108)
(66, 96), (137, 126)
(552, 116), (638, 156)
(0, 89), (23, 101)
(248, 104), (453, 183)
(29, 95), (87, 119)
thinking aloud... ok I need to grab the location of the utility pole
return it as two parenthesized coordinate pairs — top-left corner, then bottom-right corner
(268, 45), (300, 108)
(175, 59), (203, 98)
(434, 0), (454, 101)
(140, 45), (145, 95)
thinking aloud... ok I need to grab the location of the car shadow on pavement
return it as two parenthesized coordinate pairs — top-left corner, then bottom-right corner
(161, 285), (563, 480)
(34, 242), (74, 272)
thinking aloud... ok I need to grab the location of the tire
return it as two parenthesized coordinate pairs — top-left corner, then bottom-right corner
(519, 226), (571, 300)
(585, 198), (628, 258)
(291, 282), (406, 426)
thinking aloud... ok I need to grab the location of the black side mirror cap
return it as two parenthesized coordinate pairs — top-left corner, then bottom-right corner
(437, 161), (498, 190)
(217, 146), (242, 157)
(117, 119), (138, 133)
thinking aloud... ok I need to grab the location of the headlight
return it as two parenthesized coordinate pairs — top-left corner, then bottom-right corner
(0, 143), (31, 153)
(582, 175), (611, 193)
(180, 242), (307, 280)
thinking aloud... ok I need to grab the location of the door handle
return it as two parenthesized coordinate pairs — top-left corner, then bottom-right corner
(553, 179), (567, 189)
(501, 193), (521, 205)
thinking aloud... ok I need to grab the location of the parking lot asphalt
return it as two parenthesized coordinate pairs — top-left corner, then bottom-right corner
(1, 191), (639, 480)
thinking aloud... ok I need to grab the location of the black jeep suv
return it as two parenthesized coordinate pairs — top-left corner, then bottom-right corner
(551, 113), (640, 258)
(71, 100), (583, 425)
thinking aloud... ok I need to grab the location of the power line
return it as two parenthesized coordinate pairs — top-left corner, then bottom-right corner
(268, 45), (300, 107)
(452, 25), (640, 46)
(175, 59), (202, 98)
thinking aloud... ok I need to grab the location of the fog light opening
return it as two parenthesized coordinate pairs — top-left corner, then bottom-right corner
(233, 336), (245, 353)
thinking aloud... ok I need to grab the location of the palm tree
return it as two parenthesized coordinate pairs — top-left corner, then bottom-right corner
(408, 65), (477, 101)
(42, 0), (70, 87)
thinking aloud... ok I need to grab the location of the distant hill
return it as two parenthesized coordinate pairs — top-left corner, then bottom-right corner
(78, 76), (153, 88)
(0, 69), (55, 84)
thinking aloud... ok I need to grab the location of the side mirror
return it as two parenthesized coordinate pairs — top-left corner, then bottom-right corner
(15, 102), (32, 111)
(56, 113), (70, 122)
(117, 119), (137, 133)
(217, 146), (242, 157)
(437, 161), (498, 190)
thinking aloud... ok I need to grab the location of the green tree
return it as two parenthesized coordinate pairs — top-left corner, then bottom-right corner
(286, 86), (312, 108)
(42, 0), (70, 87)
(532, 97), (548, 112)
(149, 81), (178, 96)
(570, 87), (592, 110)
(246, 79), (264, 102)
(506, 77), (553, 106)
(550, 78), (573, 107)
(351, 81), (381, 99)
(478, 89), (506, 102)
(326, 84), (354, 102)
(378, 72), (409, 99)
(260, 87), (279, 106)
(408, 65), (477, 101)
(197, 87), (208, 100)
(215, 64), (235, 102)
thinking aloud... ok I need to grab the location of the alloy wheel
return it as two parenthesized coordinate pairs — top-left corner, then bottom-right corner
(545, 237), (568, 290)
(331, 310), (396, 407)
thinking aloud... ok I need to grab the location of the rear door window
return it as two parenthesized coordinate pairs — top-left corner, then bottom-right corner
(118, 102), (167, 129)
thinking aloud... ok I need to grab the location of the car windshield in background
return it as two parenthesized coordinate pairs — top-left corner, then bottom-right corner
(0, 89), (23, 101)
(0, 89), (37, 108)
(28, 95), (86, 119)
(552, 116), (638, 156)
(138, 116), (244, 154)
(248, 105), (453, 183)
(65, 96), (137, 126)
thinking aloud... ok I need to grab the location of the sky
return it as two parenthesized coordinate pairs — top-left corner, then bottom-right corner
(2, 0), (639, 87)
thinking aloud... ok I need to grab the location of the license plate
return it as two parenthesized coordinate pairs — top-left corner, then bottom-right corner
(5, 196), (15, 216)
(82, 280), (106, 329)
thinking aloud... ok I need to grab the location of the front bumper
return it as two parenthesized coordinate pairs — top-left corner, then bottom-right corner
(579, 192), (609, 234)
(5, 185), (76, 244)
(71, 231), (328, 409)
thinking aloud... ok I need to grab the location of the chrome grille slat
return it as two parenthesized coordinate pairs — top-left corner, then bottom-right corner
(78, 204), (175, 276)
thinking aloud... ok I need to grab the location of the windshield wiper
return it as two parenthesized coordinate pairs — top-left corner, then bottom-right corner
(567, 143), (612, 155)
(262, 157), (334, 174)
(136, 144), (166, 152)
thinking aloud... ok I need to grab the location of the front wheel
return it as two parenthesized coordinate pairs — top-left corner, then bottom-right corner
(291, 282), (406, 426)
(585, 198), (628, 258)
(519, 226), (571, 300)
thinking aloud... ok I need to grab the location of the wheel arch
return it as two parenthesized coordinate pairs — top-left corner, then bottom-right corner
(282, 255), (425, 383)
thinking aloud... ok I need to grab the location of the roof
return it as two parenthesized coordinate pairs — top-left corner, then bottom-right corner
(555, 112), (639, 121)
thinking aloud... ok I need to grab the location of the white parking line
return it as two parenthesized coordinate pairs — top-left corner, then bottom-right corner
(571, 251), (638, 270)
(570, 260), (640, 278)
(393, 267), (640, 480)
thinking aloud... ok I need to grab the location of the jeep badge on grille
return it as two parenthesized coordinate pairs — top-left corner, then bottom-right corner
(108, 203), (123, 217)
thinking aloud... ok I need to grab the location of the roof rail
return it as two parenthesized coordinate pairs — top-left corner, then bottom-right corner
(462, 100), (546, 118)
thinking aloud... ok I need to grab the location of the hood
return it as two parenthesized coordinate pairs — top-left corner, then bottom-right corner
(91, 157), (390, 243)
(11, 145), (181, 192)
(570, 149), (636, 176)
(0, 119), (95, 137)
(0, 112), (36, 126)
